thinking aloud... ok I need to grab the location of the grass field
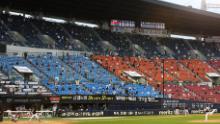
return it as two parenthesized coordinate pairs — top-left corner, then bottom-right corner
(2, 114), (220, 124)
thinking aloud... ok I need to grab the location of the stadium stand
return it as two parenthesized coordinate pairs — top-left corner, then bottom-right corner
(163, 84), (196, 101)
(209, 59), (220, 71)
(189, 40), (220, 58)
(180, 59), (217, 82)
(63, 55), (161, 97)
(0, 11), (220, 104)
(0, 14), (43, 47)
(2, 0), (220, 120)
(27, 54), (89, 95)
(0, 16), (12, 45)
(96, 29), (134, 56)
(64, 24), (101, 52)
(159, 38), (192, 59)
(0, 12), (220, 58)
(24, 54), (160, 97)
(128, 57), (174, 84)
(127, 34), (162, 57)
(31, 19), (71, 50)
(184, 85), (220, 103)
(0, 55), (51, 95)
(92, 55), (142, 82)
(163, 59), (200, 83)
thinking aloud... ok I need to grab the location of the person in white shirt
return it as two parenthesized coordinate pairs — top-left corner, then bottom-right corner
(29, 108), (40, 122)
(205, 108), (217, 121)
(184, 107), (189, 116)
(52, 104), (58, 117)
(8, 111), (18, 123)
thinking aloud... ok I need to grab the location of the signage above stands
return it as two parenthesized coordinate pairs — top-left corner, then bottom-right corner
(111, 20), (135, 28)
(58, 95), (159, 103)
(110, 19), (168, 36)
(49, 96), (60, 103)
(110, 19), (135, 33)
(141, 22), (165, 29)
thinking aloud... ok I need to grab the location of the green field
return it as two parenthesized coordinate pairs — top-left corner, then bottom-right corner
(2, 114), (220, 124)
(76, 115), (220, 124)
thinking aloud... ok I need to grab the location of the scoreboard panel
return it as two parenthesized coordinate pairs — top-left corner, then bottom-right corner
(111, 20), (135, 28)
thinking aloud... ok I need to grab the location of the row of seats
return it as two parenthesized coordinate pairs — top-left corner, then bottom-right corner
(2, 80), (51, 95)
(27, 54), (87, 83)
(1, 54), (220, 103)
(209, 59), (220, 71)
(184, 85), (220, 103)
(91, 55), (140, 82)
(190, 41), (220, 58)
(93, 56), (217, 84)
(26, 54), (160, 97)
(62, 55), (120, 84)
(180, 60), (216, 82)
(163, 84), (197, 101)
(92, 55), (220, 103)
(162, 84), (220, 103)
(0, 56), (45, 81)
(0, 56), (51, 95)
(129, 57), (175, 84)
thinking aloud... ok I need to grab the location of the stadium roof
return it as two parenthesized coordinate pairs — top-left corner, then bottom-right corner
(1, 0), (220, 36)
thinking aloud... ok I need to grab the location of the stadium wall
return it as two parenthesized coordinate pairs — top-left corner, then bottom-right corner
(2, 95), (220, 117)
